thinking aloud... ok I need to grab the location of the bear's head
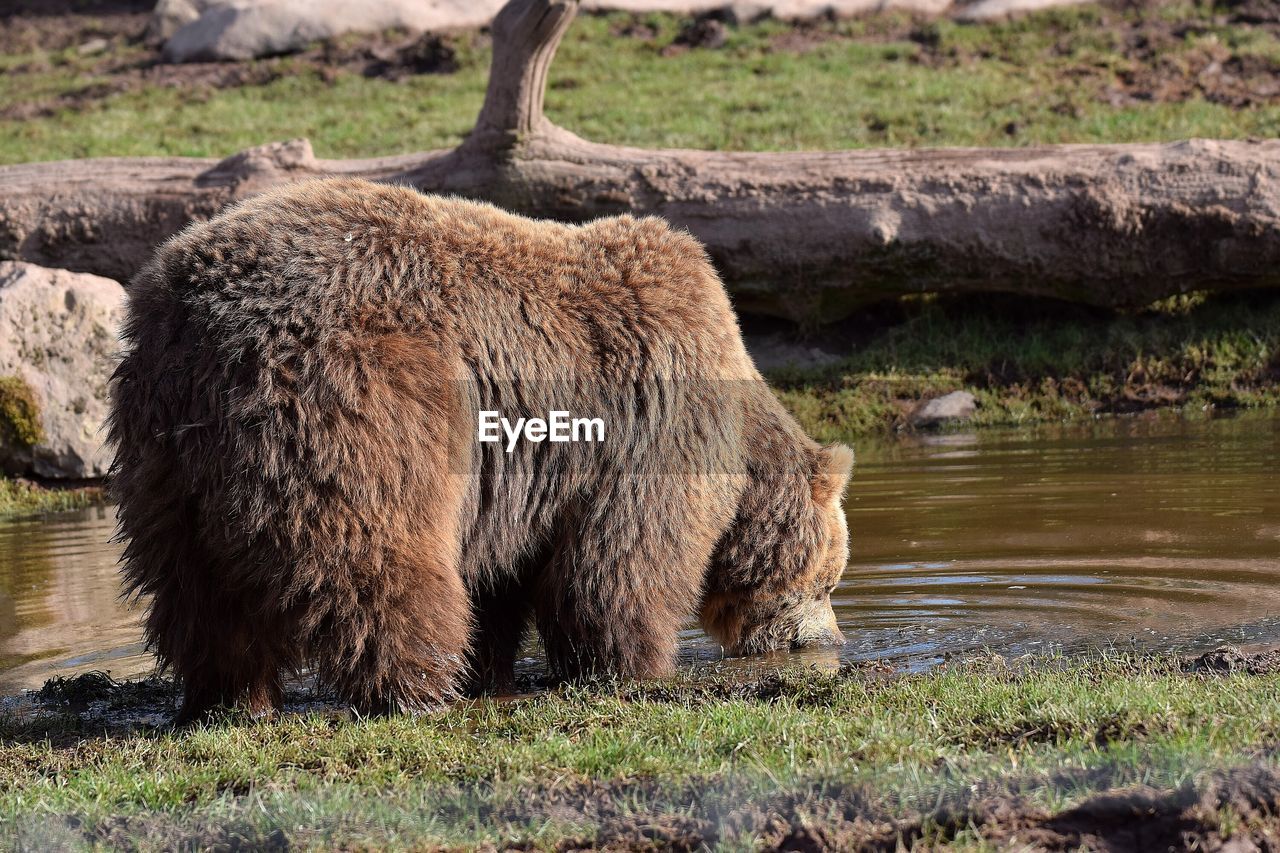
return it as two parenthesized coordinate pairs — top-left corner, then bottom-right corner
(701, 443), (854, 656)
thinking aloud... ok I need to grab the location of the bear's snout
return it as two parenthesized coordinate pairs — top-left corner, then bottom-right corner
(791, 598), (846, 650)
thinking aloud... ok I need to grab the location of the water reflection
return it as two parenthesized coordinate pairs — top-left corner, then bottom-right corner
(2, 412), (1279, 692)
(826, 412), (1280, 669)
(0, 506), (146, 693)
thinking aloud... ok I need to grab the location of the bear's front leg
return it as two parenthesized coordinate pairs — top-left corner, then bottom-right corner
(536, 591), (685, 681)
(465, 570), (538, 696)
(534, 478), (724, 681)
(308, 545), (471, 716)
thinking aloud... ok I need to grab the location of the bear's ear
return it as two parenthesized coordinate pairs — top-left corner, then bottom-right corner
(811, 443), (854, 505)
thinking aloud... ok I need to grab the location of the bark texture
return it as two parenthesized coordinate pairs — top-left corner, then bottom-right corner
(2, 0), (1279, 321)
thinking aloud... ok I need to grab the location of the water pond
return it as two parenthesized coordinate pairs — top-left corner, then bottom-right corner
(2, 411), (1278, 694)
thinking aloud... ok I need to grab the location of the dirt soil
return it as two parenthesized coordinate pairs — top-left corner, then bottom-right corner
(1219, 0), (1280, 24)
(466, 765), (1280, 851)
(0, 2), (471, 122)
(1184, 644), (1280, 675)
(0, 0), (153, 56)
(1111, 23), (1280, 107)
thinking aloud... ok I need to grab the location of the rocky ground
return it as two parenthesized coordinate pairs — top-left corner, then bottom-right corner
(12, 0), (1139, 66)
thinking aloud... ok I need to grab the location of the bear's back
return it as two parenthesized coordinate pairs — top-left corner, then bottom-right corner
(140, 178), (755, 385)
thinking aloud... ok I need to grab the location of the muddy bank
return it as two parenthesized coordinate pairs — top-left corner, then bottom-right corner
(16, 741), (1280, 850)
(1185, 645), (1280, 676)
(33, 769), (1280, 850)
(764, 289), (1280, 438)
(10, 646), (1277, 738)
(516, 766), (1280, 851)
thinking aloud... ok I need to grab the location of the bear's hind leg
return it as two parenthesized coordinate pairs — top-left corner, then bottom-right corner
(266, 330), (473, 715)
(175, 653), (284, 726)
(169, 594), (289, 726)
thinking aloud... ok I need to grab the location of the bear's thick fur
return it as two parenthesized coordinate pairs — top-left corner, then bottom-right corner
(109, 178), (853, 721)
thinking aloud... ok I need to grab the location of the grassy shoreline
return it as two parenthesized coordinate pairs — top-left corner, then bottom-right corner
(3, 652), (1279, 849)
(770, 289), (1280, 440)
(0, 477), (104, 520)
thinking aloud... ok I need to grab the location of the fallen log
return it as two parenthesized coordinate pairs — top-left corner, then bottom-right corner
(2, 0), (1279, 322)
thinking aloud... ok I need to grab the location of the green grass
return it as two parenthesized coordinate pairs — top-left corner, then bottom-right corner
(2, 655), (1278, 848)
(0, 478), (104, 520)
(1, 4), (1279, 164)
(771, 290), (1280, 439)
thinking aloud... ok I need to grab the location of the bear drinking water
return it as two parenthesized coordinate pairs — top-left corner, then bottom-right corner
(109, 178), (852, 722)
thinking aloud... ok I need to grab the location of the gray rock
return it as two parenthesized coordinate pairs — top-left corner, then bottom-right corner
(579, 0), (730, 12)
(883, 0), (953, 14)
(722, 2), (773, 24)
(76, 38), (111, 56)
(581, 0), (952, 15)
(147, 0), (218, 45)
(0, 263), (124, 479)
(909, 390), (977, 428)
(955, 0), (1091, 21)
(162, 0), (505, 63)
(733, 0), (953, 19)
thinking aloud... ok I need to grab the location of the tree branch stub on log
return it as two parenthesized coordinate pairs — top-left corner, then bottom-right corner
(470, 0), (580, 146)
(1, 0), (1278, 322)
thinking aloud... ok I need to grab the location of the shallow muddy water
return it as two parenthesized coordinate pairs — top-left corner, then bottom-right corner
(2, 412), (1278, 694)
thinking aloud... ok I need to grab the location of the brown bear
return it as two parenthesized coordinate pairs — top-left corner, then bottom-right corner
(108, 178), (853, 723)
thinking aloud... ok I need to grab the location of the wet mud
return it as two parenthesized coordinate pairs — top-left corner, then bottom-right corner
(9, 645), (1276, 738)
